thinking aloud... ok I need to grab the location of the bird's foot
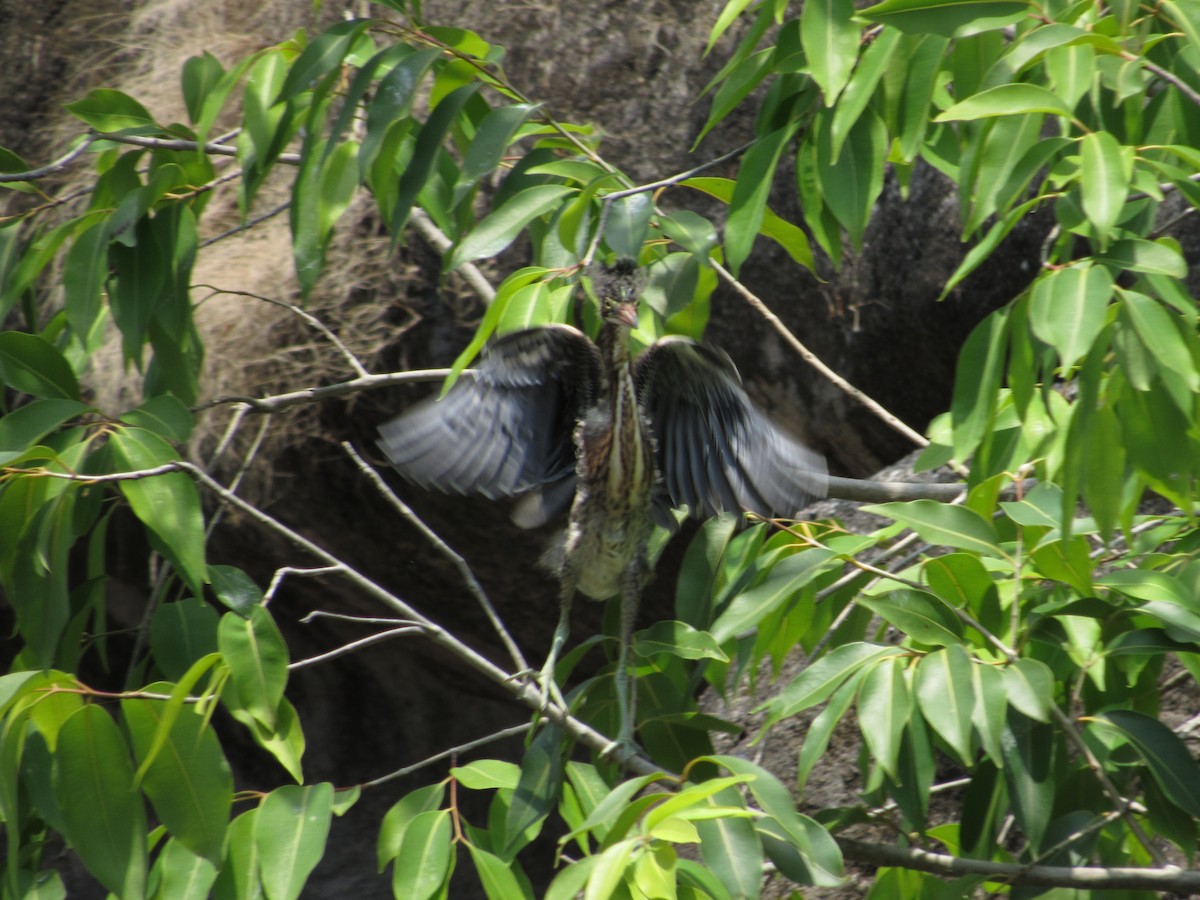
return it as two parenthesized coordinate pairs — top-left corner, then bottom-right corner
(507, 664), (567, 716)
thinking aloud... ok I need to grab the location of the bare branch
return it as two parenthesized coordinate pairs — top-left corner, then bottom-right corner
(362, 722), (533, 788)
(0, 135), (96, 182)
(838, 839), (1200, 892)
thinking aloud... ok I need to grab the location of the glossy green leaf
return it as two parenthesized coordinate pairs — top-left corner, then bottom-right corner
(712, 548), (837, 643)
(0, 398), (88, 456)
(0, 332), (82, 400)
(255, 783), (333, 900)
(679, 177), (814, 271)
(108, 425), (207, 595)
(857, 657), (911, 779)
(181, 52), (225, 124)
(726, 122), (799, 275)
(468, 842), (531, 900)
(378, 783), (446, 870)
(120, 393), (195, 443)
(1028, 264), (1112, 369)
(1003, 657), (1053, 722)
(65, 88), (158, 132)
(392, 809), (453, 900)
(1000, 711), (1054, 851)
(54, 706), (147, 899)
(761, 642), (903, 727)
(914, 645), (975, 763)
(448, 183), (574, 268)
(1094, 710), (1200, 818)
(660, 209), (719, 259)
(947, 306), (1009, 461)
(149, 598), (220, 682)
(122, 696), (232, 863)
(208, 564), (263, 615)
(502, 727), (562, 859)
(1079, 130), (1128, 246)
(604, 192), (654, 261)
(218, 606), (288, 730)
(1096, 238), (1188, 278)
(863, 499), (1003, 557)
(936, 83), (1075, 121)
(211, 809), (258, 900)
(457, 103), (538, 199)
(1122, 291), (1199, 389)
(153, 837), (219, 900)
(971, 662), (1005, 764)
(279, 20), (372, 102)
(859, 0), (1027, 34)
(391, 83), (481, 237)
(817, 107), (886, 249)
(1097, 568), (1195, 608)
(695, 790), (762, 900)
(859, 588), (965, 647)
(802, 0), (858, 102)
(62, 221), (110, 348)
(360, 47), (440, 174)
(635, 620), (728, 661)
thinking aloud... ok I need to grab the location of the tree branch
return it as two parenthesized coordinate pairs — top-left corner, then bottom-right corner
(838, 839), (1200, 891)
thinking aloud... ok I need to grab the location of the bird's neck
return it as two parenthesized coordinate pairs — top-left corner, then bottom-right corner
(598, 322), (633, 399)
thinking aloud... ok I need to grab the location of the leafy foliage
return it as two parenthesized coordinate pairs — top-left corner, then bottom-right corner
(1, 0), (1200, 896)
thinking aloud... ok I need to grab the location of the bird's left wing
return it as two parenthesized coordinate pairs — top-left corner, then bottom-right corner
(636, 336), (827, 520)
(378, 325), (602, 501)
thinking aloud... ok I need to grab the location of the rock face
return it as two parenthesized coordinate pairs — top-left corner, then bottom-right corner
(0, 1), (1067, 896)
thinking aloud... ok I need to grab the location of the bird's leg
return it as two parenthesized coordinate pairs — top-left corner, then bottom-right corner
(538, 581), (573, 713)
(614, 558), (643, 749)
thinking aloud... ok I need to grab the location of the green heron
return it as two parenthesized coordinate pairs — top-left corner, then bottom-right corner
(379, 262), (827, 744)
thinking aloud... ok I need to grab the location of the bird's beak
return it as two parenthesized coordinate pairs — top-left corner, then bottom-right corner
(615, 301), (639, 328)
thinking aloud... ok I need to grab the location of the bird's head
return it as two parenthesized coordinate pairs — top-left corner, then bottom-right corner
(597, 258), (641, 329)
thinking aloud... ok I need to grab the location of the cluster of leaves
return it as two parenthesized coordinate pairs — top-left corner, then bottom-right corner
(0, 0), (1199, 895)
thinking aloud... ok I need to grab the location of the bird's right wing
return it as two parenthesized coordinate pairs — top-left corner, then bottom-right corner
(378, 325), (602, 501)
(636, 336), (828, 520)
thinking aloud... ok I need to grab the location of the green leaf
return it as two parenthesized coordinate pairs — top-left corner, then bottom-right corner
(457, 103), (539, 201)
(65, 88), (158, 132)
(62, 221), (110, 349)
(218, 606), (288, 730)
(1122, 291), (1199, 389)
(857, 656), (911, 779)
(377, 783), (446, 870)
(1095, 238), (1188, 278)
(120, 393), (195, 442)
(468, 843), (531, 900)
(863, 499), (1003, 557)
(451, 759), (520, 791)
(392, 809), (453, 900)
(660, 209), (719, 259)
(712, 549), (838, 644)
(278, 20), (372, 102)
(971, 662), (1005, 764)
(1094, 710), (1200, 818)
(817, 107), (886, 250)
(604, 192), (654, 261)
(502, 727), (562, 859)
(0, 398), (88, 456)
(1079, 130), (1128, 246)
(122, 696), (232, 863)
(914, 645), (975, 763)
(948, 306), (1009, 461)
(726, 122), (799, 275)
(802, 0), (859, 102)
(255, 783), (333, 900)
(1000, 711), (1055, 851)
(153, 837), (219, 900)
(695, 790), (762, 900)
(1003, 657), (1053, 722)
(1097, 568), (1195, 608)
(635, 620), (729, 661)
(936, 83), (1075, 121)
(212, 809), (258, 900)
(679, 177), (814, 271)
(108, 425), (207, 595)
(53, 706), (147, 899)
(208, 564), (264, 615)
(149, 598), (220, 682)
(761, 642), (903, 728)
(181, 52), (226, 124)
(0, 332), (82, 400)
(448, 183), (575, 268)
(1028, 264), (1112, 369)
(859, 0), (1027, 35)
(859, 588), (965, 647)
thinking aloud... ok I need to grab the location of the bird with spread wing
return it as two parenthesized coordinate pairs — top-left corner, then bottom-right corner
(378, 261), (827, 747)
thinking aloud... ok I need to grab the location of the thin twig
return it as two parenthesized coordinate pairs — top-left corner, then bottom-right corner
(265, 565), (347, 604)
(289, 626), (427, 670)
(194, 368), (457, 412)
(0, 135), (96, 182)
(362, 722), (533, 788)
(341, 441), (529, 675)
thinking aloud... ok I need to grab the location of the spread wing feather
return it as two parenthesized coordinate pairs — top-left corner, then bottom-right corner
(636, 336), (827, 520)
(378, 325), (602, 500)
